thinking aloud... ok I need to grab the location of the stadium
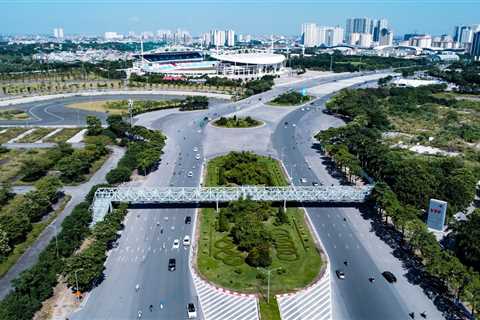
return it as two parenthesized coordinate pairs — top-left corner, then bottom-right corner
(128, 48), (286, 80)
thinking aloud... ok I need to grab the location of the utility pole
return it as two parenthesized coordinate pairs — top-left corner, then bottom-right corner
(128, 99), (134, 127)
(74, 268), (84, 302)
(48, 224), (58, 258)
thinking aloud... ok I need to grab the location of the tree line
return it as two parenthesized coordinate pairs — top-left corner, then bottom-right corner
(316, 85), (480, 315)
(0, 115), (168, 319)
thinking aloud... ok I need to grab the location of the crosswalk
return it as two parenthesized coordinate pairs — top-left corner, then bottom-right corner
(191, 271), (259, 320)
(276, 267), (332, 320)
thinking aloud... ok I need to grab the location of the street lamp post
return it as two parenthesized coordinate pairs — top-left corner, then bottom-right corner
(258, 267), (281, 304)
(74, 268), (84, 302)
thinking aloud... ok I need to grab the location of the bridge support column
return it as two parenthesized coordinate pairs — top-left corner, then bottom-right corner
(216, 200), (219, 213)
(109, 201), (113, 213)
(283, 199), (287, 211)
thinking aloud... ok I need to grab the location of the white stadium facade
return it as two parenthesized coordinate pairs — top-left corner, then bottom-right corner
(128, 48), (286, 80)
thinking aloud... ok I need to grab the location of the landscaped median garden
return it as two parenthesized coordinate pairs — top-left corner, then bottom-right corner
(268, 91), (313, 107)
(212, 115), (263, 128)
(196, 151), (323, 320)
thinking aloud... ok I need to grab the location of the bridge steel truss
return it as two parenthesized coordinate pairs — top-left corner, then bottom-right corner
(91, 185), (373, 224)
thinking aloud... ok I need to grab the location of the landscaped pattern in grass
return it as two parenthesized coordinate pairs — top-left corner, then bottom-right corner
(43, 128), (83, 143)
(0, 127), (29, 144)
(213, 115), (263, 128)
(197, 151), (322, 296)
(268, 91), (312, 107)
(198, 207), (322, 294)
(17, 128), (56, 143)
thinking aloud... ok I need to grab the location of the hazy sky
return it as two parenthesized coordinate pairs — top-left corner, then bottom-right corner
(1, 0), (479, 37)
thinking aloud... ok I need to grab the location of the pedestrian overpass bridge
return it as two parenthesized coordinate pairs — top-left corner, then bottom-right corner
(91, 185), (373, 224)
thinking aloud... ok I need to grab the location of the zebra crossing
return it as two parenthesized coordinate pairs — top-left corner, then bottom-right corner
(276, 267), (332, 320)
(191, 271), (259, 320)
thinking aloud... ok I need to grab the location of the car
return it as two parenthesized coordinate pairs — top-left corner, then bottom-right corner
(312, 182), (319, 186)
(195, 154), (201, 160)
(187, 303), (197, 318)
(185, 216), (192, 224)
(168, 258), (176, 271)
(382, 271), (397, 283)
(300, 177), (307, 183)
(336, 270), (345, 279)
(183, 235), (190, 246)
(292, 123), (296, 127)
(193, 147), (198, 152)
(187, 171), (193, 177)
(173, 239), (180, 249)
(284, 121), (288, 126)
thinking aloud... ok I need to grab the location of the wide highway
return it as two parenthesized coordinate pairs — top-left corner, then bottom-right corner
(1, 71), (443, 319)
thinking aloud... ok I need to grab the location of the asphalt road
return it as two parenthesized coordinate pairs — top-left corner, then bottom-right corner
(29, 70), (435, 320)
(0, 94), (226, 126)
(272, 93), (443, 319)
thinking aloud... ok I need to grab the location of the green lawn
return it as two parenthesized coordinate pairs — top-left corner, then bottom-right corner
(259, 297), (281, 320)
(43, 128), (83, 143)
(197, 152), (323, 298)
(17, 128), (56, 143)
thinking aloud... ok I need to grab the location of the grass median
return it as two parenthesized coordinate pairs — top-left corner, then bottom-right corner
(196, 151), (323, 320)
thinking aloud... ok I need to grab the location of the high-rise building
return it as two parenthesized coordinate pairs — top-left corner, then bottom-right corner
(326, 27), (344, 46)
(301, 23), (318, 47)
(345, 17), (371, 37)
(302, 23), (342, 47)
(358, 33), (373, 47)
(226, 30), (235, 47)
(104, 32), (123, 41)
(347, 33), (361, 46)
(379, 28), (393, 46)
(454, 25), (480, 48)
(471, 31), (480, 61)
(373, 19), (388, 42)
(210, 30), (226, 47)
(53, 27), (64, 39)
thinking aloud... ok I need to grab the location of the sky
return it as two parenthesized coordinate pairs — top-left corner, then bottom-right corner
(1, 0), (479, 37)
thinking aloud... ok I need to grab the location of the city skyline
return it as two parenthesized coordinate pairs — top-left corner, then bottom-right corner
(1, 1), (480, 37)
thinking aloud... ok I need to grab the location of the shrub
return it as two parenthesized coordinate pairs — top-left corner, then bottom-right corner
(106, 166), (131, 184)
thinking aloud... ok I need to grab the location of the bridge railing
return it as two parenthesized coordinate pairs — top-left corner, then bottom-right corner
(91, 185), (373, 225)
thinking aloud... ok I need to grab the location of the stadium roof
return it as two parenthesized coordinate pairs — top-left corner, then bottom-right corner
(210, 52), (285, 65)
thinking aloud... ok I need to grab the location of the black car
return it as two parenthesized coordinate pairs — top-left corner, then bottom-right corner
(185, 216), (192, 224)
(168, 258), (176, 271)
(336, 270), (345, 279)
(382, 271), (397, 283)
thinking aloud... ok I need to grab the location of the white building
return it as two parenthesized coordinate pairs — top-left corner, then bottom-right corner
(358, 33), (373, 47)
(210, 30), (226, 47)
(226, 30), (235, 47)
(409, 35), (432, 48)
(53, 28), (64, 39)
(347, 32), (361, 46)
(104, 32), (123, 41)
(326, 27), (344, 46)
(302, 23), (318, 47)
(302, 23), (343, 47)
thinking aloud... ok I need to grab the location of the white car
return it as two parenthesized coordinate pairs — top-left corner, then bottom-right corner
(187, 303), (197, 319)
(193, 147), (199, 152)
(183, 235), (190, 246)
(300, 177), (307, 183)
(187, 171), (193, 177)
(195, 154), (201, 160)
(292, 123), (296, 127)
(172, 239), (180, 249)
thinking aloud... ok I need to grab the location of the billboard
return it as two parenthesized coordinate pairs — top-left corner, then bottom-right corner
(427, 199), (447, 231)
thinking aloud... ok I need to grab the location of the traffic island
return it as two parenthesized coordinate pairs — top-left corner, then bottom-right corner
(211, 115), (264, 128)
(195, 151), (323, 320)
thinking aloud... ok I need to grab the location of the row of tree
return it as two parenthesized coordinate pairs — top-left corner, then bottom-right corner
(214, 115), (261, 128)
(428, 61), (480, 93)
(316, 85), (480, 315)
(270, 91), (310, 105)
(0, 176), (62, 260)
